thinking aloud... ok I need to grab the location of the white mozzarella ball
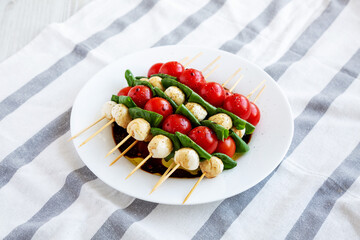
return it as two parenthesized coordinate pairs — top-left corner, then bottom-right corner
(149, 76), (164, 91)
(126, 118), (150, 141)
(231, 127), (245, 138)
(139, 77), (149, 82)
(164, 86), (185, 105)
(111, 104), (132, 128)
(209, 113), (233, 130)
(200, 156), (224, 178)
(185, 102), (207, 121)
(174, 148), (200, 170)
(101, 101), (117, 120)
(148, 135), (173, 158)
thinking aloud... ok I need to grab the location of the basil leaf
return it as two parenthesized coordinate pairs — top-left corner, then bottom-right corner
(151, 73), (177, 80)
(125, 69), (135, 87)
(212, 152), (237, 170)
(153, 87), (178, 109)
(111, 95), (137, 108)
(188, 92), (217, 115)
(201, 120), (229, 141)
(175, 132), (211, 161)
(229, 130), (249, 153)
(150, 128), (181, 150)
(128, 107), (163, 127)
(175, 104), (201, 127)
(161, 78), (193, 98)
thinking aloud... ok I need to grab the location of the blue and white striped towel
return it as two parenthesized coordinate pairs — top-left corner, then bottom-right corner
(1, 0), (359, 239)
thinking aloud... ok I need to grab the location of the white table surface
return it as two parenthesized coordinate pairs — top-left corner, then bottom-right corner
(0, 0), (94, 63)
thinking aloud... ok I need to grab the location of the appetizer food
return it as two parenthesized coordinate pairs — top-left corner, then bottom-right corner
(70, 54), (265, 203)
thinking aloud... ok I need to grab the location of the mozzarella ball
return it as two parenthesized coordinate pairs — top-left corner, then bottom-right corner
(148, 135), (173, 158)
(111, 104), (131, 128)
(209, 113), (232, 130)
(127, 118), (150, 141)
(164, 86), (185, 105)
(231, 127), (245, 138)
(139, 77), (149, 82)
(200, 156), (224, 178)
(101, 101), (117, 120)
(185, 102), (207, 121)
(174, 148), (200, 170)
(149, 76), (164, 91)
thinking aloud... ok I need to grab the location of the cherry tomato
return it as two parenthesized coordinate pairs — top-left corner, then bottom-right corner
(178, 68), (206, 93)
(117, 86), (132, 96)
(188, 126), (218, 154)
(162, 114), (192, 134)
(128, 85), (153, 108)
(247, 102), (261, 126)
(159, 61), (184, 78)
(144, 97), (173, 120)
(199, 82), (225, 107)
(216, 137), (236, 157)
(223, 93), (251, 120)
(147, 63), (163, 78)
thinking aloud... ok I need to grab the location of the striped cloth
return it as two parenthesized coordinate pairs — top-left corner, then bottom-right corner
(1, 0), (359, 239)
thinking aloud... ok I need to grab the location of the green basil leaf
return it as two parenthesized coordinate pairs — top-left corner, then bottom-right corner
(212, 152), (237, 170)
(188, 92), (217, 115)
(229, 130), (249, 153)
(128, 107), (163, 127)
(150, 128), (181, 150)
(153, 87), (178, 109)
(175, 132), (212, 161)
(175, 104), (201, 127)
(201, 120), (229, 141)
(111, 95), (137, 108)
(161, 77), (193, 98)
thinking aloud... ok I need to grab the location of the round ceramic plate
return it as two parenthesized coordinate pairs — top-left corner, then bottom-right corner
(70, 45), (293, 205)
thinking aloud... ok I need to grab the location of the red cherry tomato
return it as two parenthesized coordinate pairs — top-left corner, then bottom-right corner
(159, 61), (184, 78)
(199, 82), (225, 107)
(147, 63), (163, 78)
(144, 97), (173, 120)
(215, 137), (236, 157)
(117, 86), (132, 96)
(162, 114), (192, 134)
(178, 68), (206, 93)
(223, 93), (251, 120)
(128, 85), (153, 108)
(247, 102), (261, 126)
(188, 126), (218, 154)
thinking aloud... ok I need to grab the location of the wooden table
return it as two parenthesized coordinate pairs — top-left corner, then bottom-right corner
(0, 0), (94, 62)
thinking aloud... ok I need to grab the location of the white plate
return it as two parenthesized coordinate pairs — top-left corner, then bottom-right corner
(70, 45), (293, 205)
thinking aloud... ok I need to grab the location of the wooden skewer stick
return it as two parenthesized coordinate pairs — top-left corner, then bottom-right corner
(222, 67), (242, 87)
(105, 134), (132, 157)
(180, 56), (189, 64)
(79, 119), (115, 147)
(149, 162), (175, 194)
(253, 85), (266, 103)
(125, 153), (153, 179)
(246, 79), (266, 98)
(183, 52), (203, 67)
(68, 116), (106, 141)
(109, 140), (138, 166)
(204, 64), (219, 79)
(229, 75), (244, 93)
(202, 56), (221, 73)
(150, 163), (180, 194)
(183, 172), (206, 204)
